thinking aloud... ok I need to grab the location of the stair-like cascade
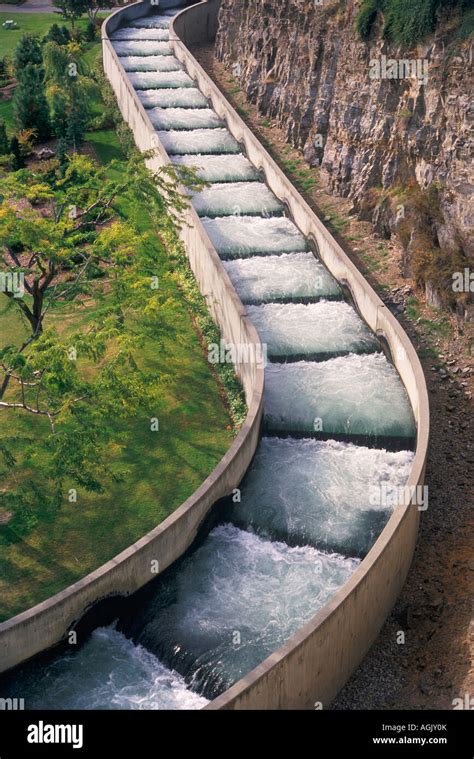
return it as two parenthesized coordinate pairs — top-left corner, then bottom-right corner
(0, 6), (418, 710)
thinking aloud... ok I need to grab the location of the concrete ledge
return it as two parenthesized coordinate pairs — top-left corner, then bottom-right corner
(168, 0), (430, 709)
(0, 0), (264, 675)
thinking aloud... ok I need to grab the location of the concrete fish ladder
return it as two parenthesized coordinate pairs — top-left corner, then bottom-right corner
(0, 0), (429, 713)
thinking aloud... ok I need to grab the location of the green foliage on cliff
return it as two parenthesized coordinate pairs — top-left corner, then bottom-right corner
(356, 0), (471, 46)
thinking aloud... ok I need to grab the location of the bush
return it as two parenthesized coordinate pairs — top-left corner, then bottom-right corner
(85, 21), (97, 42)
(356, 0), (380, 40)
(13, 34), (43, 73)
(356, 0), (470, 45)
(13, 64), (51, 142)
(43, 23), (71, 46)
(0, 121), (9, 155)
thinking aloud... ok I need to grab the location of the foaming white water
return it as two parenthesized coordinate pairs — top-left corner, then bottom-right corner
(121, 56), (183, 72)
(148, 107), (223, 131)
(113, 40), (173, 57)
(130, 16), (170, 29)
(128, 70), (194, 89)
(111, 27), (170, 41)
(230, 438), (414, 556)
(223, 252), (342, 302)
(131, 524), (359, 698)
(172, 154), (260, 182)
(2, 627), (207, 710)
(137, 88), (209, 108)
(247, 302), (380, 358)
(191, 182), (283, 217)
(202, 216), (308, 258)
(158, 128), (240, 154)
(264, 353), (417, 438)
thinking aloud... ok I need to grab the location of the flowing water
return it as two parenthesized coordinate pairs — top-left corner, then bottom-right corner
(148, 107), (224, 130)
(138, 88), (209, 109)
(264, 354), (417, 441)
(191, 182), (284, 217)
(223, 252), (342, 303)
(227, 438), (414, 556)
(121, 56), (183, 73)
(202, 216), (309, 257)
(120, 524), (359, 699)
(1, 6), (417, 710)
(172, 153), (260, 182)
(247, 302), (380, 360)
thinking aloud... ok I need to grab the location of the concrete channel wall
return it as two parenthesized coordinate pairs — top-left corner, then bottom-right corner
(167, 0), (430, 709)
(0, 0), (264, 676)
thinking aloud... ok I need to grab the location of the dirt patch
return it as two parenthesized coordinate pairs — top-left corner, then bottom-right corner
(191, 41), (474, 711)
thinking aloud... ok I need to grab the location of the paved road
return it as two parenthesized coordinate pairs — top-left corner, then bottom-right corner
(0, 1), (58, 11)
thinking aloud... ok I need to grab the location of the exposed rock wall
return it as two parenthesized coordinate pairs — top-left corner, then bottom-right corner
(215, 0), (473, 314)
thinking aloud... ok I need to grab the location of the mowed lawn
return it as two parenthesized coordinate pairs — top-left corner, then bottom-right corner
(0, 249), (235, 621)
(0, 14), (237, 621)
(0, 12), (108, 56)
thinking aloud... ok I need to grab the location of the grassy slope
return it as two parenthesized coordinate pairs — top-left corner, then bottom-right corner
(0, 17), (235, 621)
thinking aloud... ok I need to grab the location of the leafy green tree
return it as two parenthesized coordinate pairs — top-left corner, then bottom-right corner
(55, 0), (89, 29)
(85, 0), (114, 22)
(0, 121), (8, 155)
(0, 153), (202, 518)
(13, 64), (51, 142)
(13, 34), (43, 73)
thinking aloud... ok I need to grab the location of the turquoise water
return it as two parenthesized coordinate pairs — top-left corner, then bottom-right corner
(172, 154), (260, 182)
(122, 524), (359, 699)
(247, 302), (380, 360)
(264, 354), (417, 440)
(228, 438), (414, 556)
(223, 252), (342, 303)
(148, 107), (223, 130)
(191, 182), (284, 218)
(202, 216), (308, 257)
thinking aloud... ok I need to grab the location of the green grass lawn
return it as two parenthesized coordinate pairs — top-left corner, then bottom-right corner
(0, 12), (108, 56)
(0, 18), (237, 620)
(0, 283), (235, 620)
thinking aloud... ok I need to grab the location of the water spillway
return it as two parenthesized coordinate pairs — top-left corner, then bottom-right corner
(0, 5), (423, 710)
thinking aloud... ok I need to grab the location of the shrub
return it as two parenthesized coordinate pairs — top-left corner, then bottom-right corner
(13, 34), (43, 73)
(13, 64), (51, 142)
(356, 0), (380, 40)
(356, 0), (470, 46)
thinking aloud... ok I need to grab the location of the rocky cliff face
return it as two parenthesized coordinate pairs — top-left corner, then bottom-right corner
(215, 0), (473, 315)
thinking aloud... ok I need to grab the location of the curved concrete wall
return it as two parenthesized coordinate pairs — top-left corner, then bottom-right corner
(0, 0), (264, 676)
(166, 0), (430, 709)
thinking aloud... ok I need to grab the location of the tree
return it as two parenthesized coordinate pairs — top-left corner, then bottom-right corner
(55, 0), (89, 29)
(43, 23), (71, 46)
(0, 121), (8, 155)
(9, 136), (25, 170)
(0, 153), (202, 518)
(44, 41), (97, 148)
(13, 64), (51, 142)
(85, 0), (114, 23)
(13, 34), (43, 73)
